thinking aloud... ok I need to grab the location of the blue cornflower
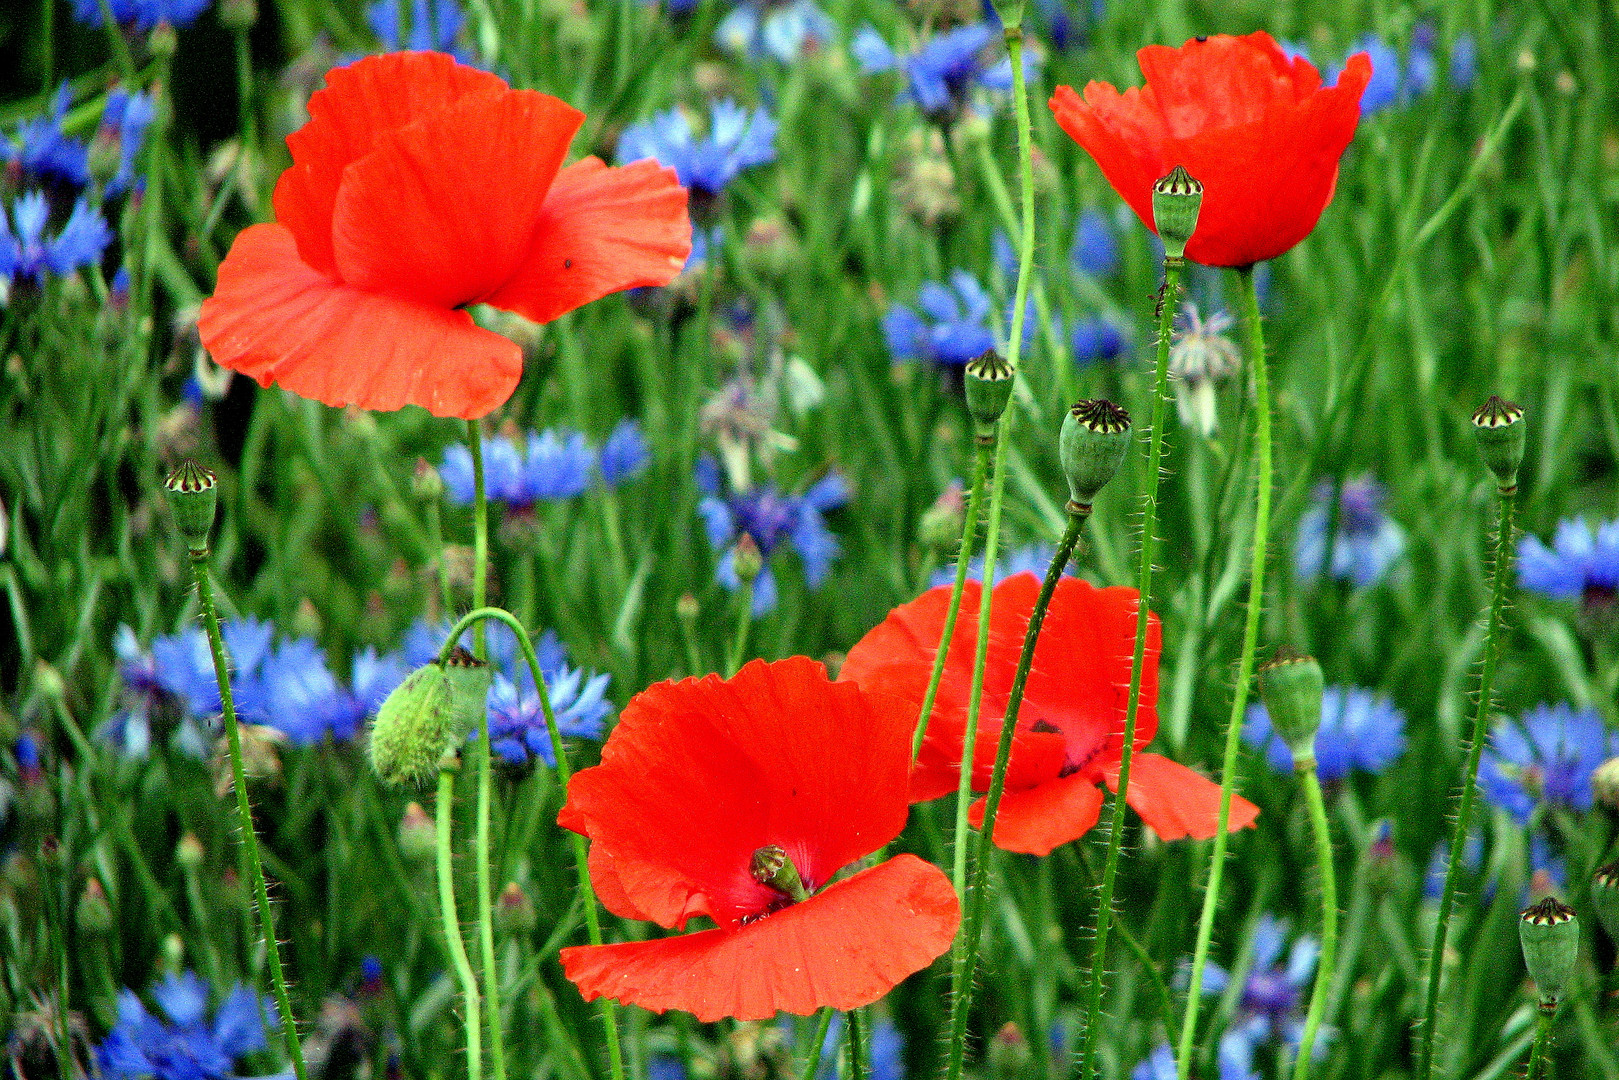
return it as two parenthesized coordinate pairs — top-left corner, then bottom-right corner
(598, 419), (650, 487)
(696, 458), (849, 616)
(1132, 1043), (1246, 1080)
(883, 271), (996, 369)
(1347, 36), (1403, 113)
(1479, 703), (1616, 825)
(617, 101), (777, 202)
(104, 619), (270, 757)
(367, 0), (469, 55)
(71, 0), (212, 30)
(1244, 687), (1407, 781)
(233, 636), (406, 746)
(98, 89), (158, 197)
(1, 192), (114, 284)
(440, 429), (595, 507)
(1518, 516), (1619, 606)
(715, 0), (834, 62)
(96, 970), (278, 1080)
(1070, 317), (1127, 365)
(930, 543), (1071, 588)
(1449, 34), (1477, 91)
(1070, 208), (1118, 276)
(1194, 916), (1324, 1080)
(1293, 477), (1407, 587)
(1029, 0), (1102, 52)
(796, 1013), (904, 1080)
(1423, 830), (1484, 900)
(5, 84), (90, 189)
(852, 22), (1036, 120)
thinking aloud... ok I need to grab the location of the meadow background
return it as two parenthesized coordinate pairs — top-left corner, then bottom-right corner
(1, 0), (1616, 1078)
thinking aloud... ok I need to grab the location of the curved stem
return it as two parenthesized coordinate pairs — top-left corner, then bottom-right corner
(1291, 760), (1337, 1080)
(188, 552), (308, 1080)
(1415, 485), (1516, 1080)
(1177, 265), (1271, 1080)
(436, 768), (482, 1080)
(1080, 253), (1182, 1080)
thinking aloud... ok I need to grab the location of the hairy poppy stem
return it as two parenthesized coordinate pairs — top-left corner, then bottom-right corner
(1525, 1008), (1554, 1080)
(1078, 254), (1183, 1080)
(943, 17), (1033, 1080)
(847, 1008), (870, 1080)
(466, 423), (506, 1080)
(436, 606), (626, 1080)
(913, 439), (992, 763)
(436, 766), (483, 1080)
(187, 551), (309, 1080)
(800, 1009), (836, 1080)
(1291, 758), (1337, 1080)
(1177, 264), (1271, 1080)
(1415, 484), (1515, 1080)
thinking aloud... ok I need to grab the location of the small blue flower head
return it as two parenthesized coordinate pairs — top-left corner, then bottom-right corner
(1195, 916), (1322, 1077)
(1423, 830), (1484, 900)
(1, 192), (114, 285)
(440, 428), (594, 508)
(1071, 208), (1118, 277)
(852, 22), (1036, 121)
(1479, 703), (1617, 825)
(1070, 317), (1127, 366)
(1449, 34), (1478, 91)
(1518, 516), (1619, 611)
(1344, 36), (1402, 113)
(5, 83), (90, 189)
(883, 271), (997, 370)
(367, 0), (469, 56)
(796, 1013), (904, 1080)
(1294, 477), (1407, 587)
(71, 0), (213, 30)
(697, 458), (849, 616)
(96, 970), (277, 1080)
(930, 543), (1072, 588)
(104, 621), (249, 757)
(487, 630), (612, 766)
(715, 0), (834, 63)
(1134, 1043), (1245, 1080)
(97, 89), (158, 197)
(617, 100), (777, 206)
(598, 419), (650, 487)
(1030, 0), (1102, 52)
(1244, 686), (1407, 781)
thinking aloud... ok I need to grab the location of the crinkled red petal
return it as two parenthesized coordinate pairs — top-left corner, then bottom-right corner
(967, 774), (1106, 856)
(1101, 752), (1260, 840)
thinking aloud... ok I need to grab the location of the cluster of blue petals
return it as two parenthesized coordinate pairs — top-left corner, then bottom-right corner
(1296, 24), (1475, 114)
(96, 971), (277, 1080)
(696, 456), (849, 616)
(1518, 516), (1619, 603)
(71, 0), (211, 29)
(618, 101), (778, 200)
(930, 543), (1074, 588)
(1478, 703), (1616, 825)
(884, 271), (997, 369)
(440, 420), (650, 508)
(715, 0), (833, 62)
(367, 0), (471, 58)
(1184, 915), (1324, 1080)
(1294, 477), (1406, 587)
(1244, 686), (1407, 781)
(851, 22), (1036, 118)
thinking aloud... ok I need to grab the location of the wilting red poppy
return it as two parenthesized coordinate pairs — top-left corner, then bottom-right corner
(558, 657), (959, 1022)
(199, 52), (690, 419)
(1049, 32), (1372, 268)
(841, 575), (1259, 857)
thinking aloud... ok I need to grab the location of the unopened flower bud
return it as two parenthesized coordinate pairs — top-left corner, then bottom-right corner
(495, 881), (536, 934)
(369, 648), (491, 788)
(219, 0), (257, 31)
(176, 833), (205, 871)
(1059, 398), (1131, 513)
(1152, 166), (1203, 261)
(213, 723), (286, 798)
(1471, 396), (1525, 493)
(398, 802), (437, 864)
(676, 593), (700, 624)
(1589, 756), (1619, 810)
(1257, 648), (1325, 764)
(164, 460), (217, 552)
(148, 23), (178, 59)
(917, 481), (967, 553)
(750, 844), (809, 902)
(1591, 861), (1619, 942)
(161, 932), (185, 973)
(964, 349), (1015, 440)
(412, 458), (444, 502)
(733, 534), (763, 585)
(1518, 896), (1579, 1007)
(986, 1022), (1030, 1080)
(76, 878), (113, 936)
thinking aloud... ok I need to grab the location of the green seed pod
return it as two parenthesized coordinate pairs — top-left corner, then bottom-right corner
(164, 460), (218, 552)
(1518, 895), (1579, 1006)
(369, 648), (491, 788)
(751, 844), (809, 902)
(964, 349), (1015, 440)
(1257, 649), (1325, 763)
(1592, 861), (1619, 943)
(1152, 166), (1203, 261)
(1590, 755), (1619, 811)
(1471, 396), (1526, 493)
(1059, 398), (1131, 512)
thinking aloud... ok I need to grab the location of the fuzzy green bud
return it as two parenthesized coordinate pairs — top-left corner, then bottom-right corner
(964, 349), (1015, 441)
(1471, 396), (1525, 493)
(369, 648), (491, 788)
(1257, 648), (1325, 763)
(1518, 895), (1579, 1007)
(917, 481), (967, 553)
(1152, 166), (1203, 261)
(751, 844), (809, 902)
(148, 22), (178, 59)
(175, 833), (205, 871)
(986, 1022), (1031, 1080)
(218, 0), (257, 31)
(164, 460), (218, 552)
(1059, 398), (1131, 513)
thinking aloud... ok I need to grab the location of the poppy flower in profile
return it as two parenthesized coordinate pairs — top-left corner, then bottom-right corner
(557, 656), (959, 1022)
(199, 52), (690, 419)
(1049, 32), (1372, 268)
(841, 575), (1259, 857)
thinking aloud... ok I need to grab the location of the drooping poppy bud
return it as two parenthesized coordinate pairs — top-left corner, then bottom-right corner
(370, 648), (491, 788)
(1059, 398), (1130, 513)
(964, 349), (1015, 441)
(164, 460), (217, 552)
(1151, 166), (1204, 261)
(1594, 756), (1619, 811)
(1472, 396), (1525, 493)
(1256, 648), (1325, 764)
(1518, 896), (1579, 1008)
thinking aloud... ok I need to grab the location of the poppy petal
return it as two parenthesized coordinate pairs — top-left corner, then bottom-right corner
(274, 52), (508, 278)
(332, 89), (584, 309)
(967, 774), (1105, 856)
(483, 157), (692, 325)
(559, 855), (958, 1022)
(1101, 752), (1260, 840)
(199, 223), (521, 418)
(588, 843), (653, 922)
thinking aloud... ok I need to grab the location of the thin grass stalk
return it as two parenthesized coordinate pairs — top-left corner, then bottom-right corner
(1291, 759), (1337, 1080)
(436, 767), (483, 1080)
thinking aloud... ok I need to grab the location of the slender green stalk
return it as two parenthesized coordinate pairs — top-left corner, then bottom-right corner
(1415, 485), (1516, 1080)
(233, 28), (256, 151)
(1079, 253), (1183, 1080)
(1177, 265), (1272, 1080)
(913, 440), (991, 762)
(436, 767), (483, 1080)
(1525, 1007), (1555, 1080)
(847, 1009), (870, 1080)
(1291, 759), (1337, 1080)
(188, 552), (308, 1080)
(465, 422), (505, 1080)
(727, 579), (755, 677)
(800, 1009), (836, 1080)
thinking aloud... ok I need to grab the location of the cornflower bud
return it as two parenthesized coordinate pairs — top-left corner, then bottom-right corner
(1471, 396), (1525, 493)
(369, 648), (492, 788)
(964, 349), (1015, 441)
(1256, 648), (1325, 763)
(76, 878), (113, 936)
(733, 534), (763, 585)
(1152, 166), (1203, 261)
(496, 881), (536, 934)
(987, 1022), (1031, 1080)
(164, 460), (217, 552)
(175, 833), (205, 871)
(917, 481), (967, 553)
(1059, 398), (1130, 513)
(398, 802), (437, 864)
(1518, 896), (1579, 1009)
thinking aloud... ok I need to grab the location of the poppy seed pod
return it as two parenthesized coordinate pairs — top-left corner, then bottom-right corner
(1256, 649), (1325, 763)
(1472, 396), (1525, 493)
(1518, 896), (1579, 1007)
(964, 349), (1015, 440)
(1059, 398), (1131, 512)
(369, 648), (492, 788)
(164, 460), (217, 552)
(751, 844), (810, 902)
(1591, 861), (1619, 942)
(1151, 166), (1203, 261)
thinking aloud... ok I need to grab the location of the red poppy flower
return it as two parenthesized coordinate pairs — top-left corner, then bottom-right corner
(199, 52), (690, 419)
(1049, 32), (1372, 268)
(840, 575), (1259, 857)
(558, 657), (959, 1022)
